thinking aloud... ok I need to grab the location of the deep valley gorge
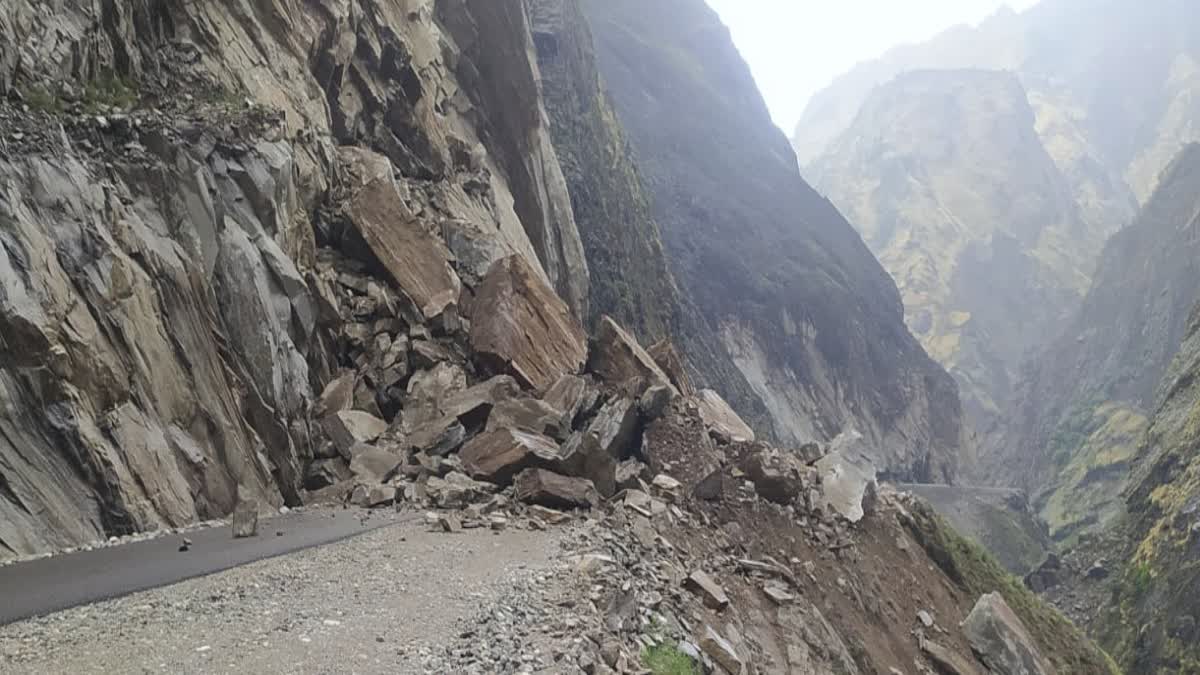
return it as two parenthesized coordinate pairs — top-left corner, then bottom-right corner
(1, 0), (1199, 673)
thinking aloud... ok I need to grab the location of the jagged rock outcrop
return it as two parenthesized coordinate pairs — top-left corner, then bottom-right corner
(0, 0), (592, 558)
(810, 69), (1101, 426)
(583, 0), (965, 481)
(991, 144), (1200, 542)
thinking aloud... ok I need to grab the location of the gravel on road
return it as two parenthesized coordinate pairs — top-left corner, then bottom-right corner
(0, 514), (568, 675)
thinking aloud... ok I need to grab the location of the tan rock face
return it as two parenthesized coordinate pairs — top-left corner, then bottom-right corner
(513, 468), (599, 510)
(695, 390), (755, 443)
(648, 339), (696, 397)
(588, 316), (674, 395)
(459, 428), (562, 485)
(337, 147), (462, 319)
(469, 255), (588, 392)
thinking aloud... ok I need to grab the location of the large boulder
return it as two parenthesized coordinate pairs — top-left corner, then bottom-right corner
(425, 472), (498, 509)
(403, 372), (519, 433)
(486, 397), (570, 440)
(323, 411), (389, 458)
(348, 445), (403, 485)
(312, 372), (356, 419)
(963, 593), (1053, 675)
(542, 374), (599, 427)
(695, 389), (755, 443)
(815, 431), (879, 523)
(557, 396), (640, 496)
(588, 316), (674, 395)
(468, 255), (587, 392)
(337, 147), (461, 318)
(514, 469), (599, 509)
(737, 444), (807, 505)
(460, 428), (561, 485)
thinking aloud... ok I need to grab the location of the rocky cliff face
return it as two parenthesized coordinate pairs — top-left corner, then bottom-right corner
(1100, 294), (1200, 673)
(583, 0), (965, 482)
(811, 69), (1098, 426)
(991, 145), (1200, 544)
(0, 0), (594, 557)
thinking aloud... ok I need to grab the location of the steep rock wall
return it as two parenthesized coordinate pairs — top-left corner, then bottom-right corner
(584, 0), (965, 481)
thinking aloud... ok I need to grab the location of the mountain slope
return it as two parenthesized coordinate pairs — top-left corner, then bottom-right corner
(795, 0), (1200, 206)
(995, 144), (1200, 542)
(583, 0), (965, 481)
(811, 69), (1097, 425)
(1101, 295), (1200, 673)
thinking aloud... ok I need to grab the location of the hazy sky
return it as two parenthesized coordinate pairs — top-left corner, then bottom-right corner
(706, 0), (1041, 131)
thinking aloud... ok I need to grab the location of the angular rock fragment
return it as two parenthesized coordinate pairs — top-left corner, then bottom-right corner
(425, 471), (497, 509)
(922, 638), (984, 675)
(323, 411), (389, 458)
(638, 384), (675, 422)
(815, 432), (879, 523)
(514, 469), (600, 510)
(699, 625), (743, 674)
(694, 468), (724, 501)
(616, 459), (651, 492)
(557, 396), (638, 496)
(460, 428), (561, 485)
(304, 458), (352, 490)
(762, 583), (795, 605)
(684, 570), (730, 610)
(337, 147), (461, 318)
(963, 593), (1053, 675)
(486, 397), (569, 440)
(232, 497), (259, 539)
(367, 485), (397, 508)
(438, 513), (462, 533)
(588, 316), (674, 395)
(796, 442), (827, 465)
(410, 339), (455, 370)
(313, 372), (356, 419)
(648, 339), (696, 397)
(738, 444), (805, 505)
(469, 255), (587, 392)
(348, 445), (402, 485)
(543, 374), (598, 427)
(529, 504), (574, 525)
(403, 415), (468, 457)
(695, 389), (755, 443)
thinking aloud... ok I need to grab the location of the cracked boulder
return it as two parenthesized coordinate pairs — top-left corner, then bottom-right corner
(468, 255), (587, 392)
(460, 428), (562, 485)
(513, 468), (599, 510)
(963, 593), (1053, 675)
(588, 316), (674, 396)
(336, 147), (461, 319)
(322, 411), (389, 458)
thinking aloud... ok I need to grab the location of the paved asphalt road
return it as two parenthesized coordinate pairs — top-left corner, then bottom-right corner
(0, 508), (410, 626)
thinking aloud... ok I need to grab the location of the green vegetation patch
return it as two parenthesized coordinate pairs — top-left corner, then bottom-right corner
(905, 499), (1121, 674)
(643, 643), (698, 675)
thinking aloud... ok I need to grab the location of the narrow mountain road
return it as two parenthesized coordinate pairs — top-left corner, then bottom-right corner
(0, 513), (568, 674)
(0, 509), (407, 626)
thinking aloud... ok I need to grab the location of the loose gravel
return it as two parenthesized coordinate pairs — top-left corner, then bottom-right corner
(0, 517), (567, 674)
